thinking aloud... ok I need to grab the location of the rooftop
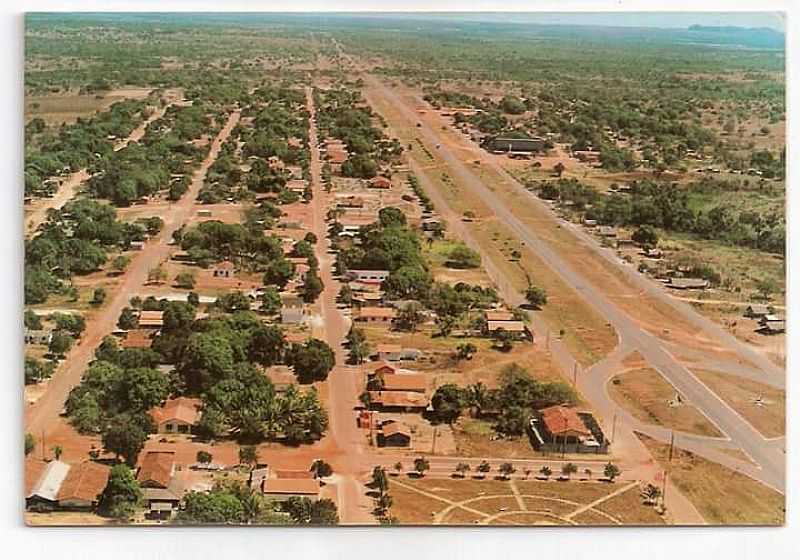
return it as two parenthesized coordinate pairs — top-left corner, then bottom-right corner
(357, 307), (397, 319)
(369, 390), (429, 408)
(150, 397), (202, 426)
(380, 373), (427, 392)
(137, 451), (176, 489)
(262, 478), (321, 495)
(540, 406), (590, 437)
(487, 320), (526, 332)
(57, 461), (110, 503)
(485, 310), (515, 322)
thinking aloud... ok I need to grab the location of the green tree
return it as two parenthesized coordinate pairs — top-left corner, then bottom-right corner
(632, 225), (659, 248)
(371, 466), (388, 494)
(117, 307), (138, 330)
(215, 291), (251, 313)
(311, 459), (333, 479)
(524, 285), (548, 309)
(102, 413), (150, 466)
(476, 460), (491, 478)
(52, 445), (63, 460)
(259, 286), (282, 315)
(346, 327), (371, 365)
(455, 342), (477, 361)
(262, 258), (295, 289)
(175, 271), (197, 289)
(239, 445), (259, 467)
(112, 255), (131, 274)
(91, 287), (107, 305)
(48, 331), (74, 358)
(25, 433), (35, 456)
(248, 324), (285, 367)
(561, 462), (578, 479)
(301, 270), (324, 303)
(395, 302), (425, 332)
(604, 462), (621, 482)
(455, 462), (470, 478)
(413, 457), (430, 477)
(197, 450), (213, 465)
(539, 465), (552, 479)
(431, 384), (467, 424)
(287, 338), (335, 384)
(284, 497), (339, 525)
(448, 244), (481, 269)
(99, 464), (143, 520)
(499, 462), (516, 480)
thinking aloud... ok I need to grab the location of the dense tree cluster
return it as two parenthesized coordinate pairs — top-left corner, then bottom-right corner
(535, 177), (785, 255)
(315, 87), (402, 178)
(430, 363), (577, 436)
(25, 199), (134, 303)
(179, 220), (284, 269)
(89, 104), (211, 206)
(25, 98), (148, 197)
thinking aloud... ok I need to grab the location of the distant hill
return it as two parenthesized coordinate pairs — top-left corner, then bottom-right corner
(687, 25), (784, 49)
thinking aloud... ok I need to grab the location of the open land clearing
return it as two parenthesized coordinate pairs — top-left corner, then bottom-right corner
(638, 434), (784, 525)
(388, 477), (664, 525)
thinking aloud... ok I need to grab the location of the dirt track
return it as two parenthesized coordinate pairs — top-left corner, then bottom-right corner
(25, 102), (176, 238)
(24, 109), (241, 439)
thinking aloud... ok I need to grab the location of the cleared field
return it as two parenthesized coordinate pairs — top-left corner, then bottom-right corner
(25, 87), (152, 125)
(608, 366), (723, 437)
(472, 218), (618, 366)
(692, 369), (785, 438)
(389, 477), (662, 525)
(637, 433), (784, 525)
(452, 417), (539, 459)
(593, 485), (665, 525)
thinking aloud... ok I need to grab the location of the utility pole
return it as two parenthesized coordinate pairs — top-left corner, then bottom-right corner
(573, 362), (578, 387)
(611, 412), (617, 444)
(41, 430), (45, 461)
(663, 430), (675, 510)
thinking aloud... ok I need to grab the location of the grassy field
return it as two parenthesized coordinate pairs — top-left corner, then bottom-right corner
(472, 218), (618, 366)
(25, 87), (152, 125)
(637, 433), (784, 525)
(692, 369), (785, 438)
(609, 367), (723, 437)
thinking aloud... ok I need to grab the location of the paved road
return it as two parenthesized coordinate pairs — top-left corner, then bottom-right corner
(25, 101), (174, 238)
(25, 109), (241, 438)
(364, 76), (784, 494)
(358, 83), (705, 524)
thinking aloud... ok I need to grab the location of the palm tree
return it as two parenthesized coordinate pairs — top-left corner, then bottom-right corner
(51, 445), (63, 461)
(641, 483), (661, 506)
(454, 462), (470, 478)
(393, 462), (403, 476)
(476, 460), (491, 479)
(539, 465), (552, 480)
(562, 462), (578, 480)
(584, 468), (592, 480)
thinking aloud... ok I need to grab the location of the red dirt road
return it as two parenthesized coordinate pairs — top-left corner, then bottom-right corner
(305, 87), (376, 524)
(24, 109), (241, 439)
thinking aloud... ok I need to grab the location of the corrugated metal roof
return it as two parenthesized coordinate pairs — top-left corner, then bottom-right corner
(29, 460), (71, 501)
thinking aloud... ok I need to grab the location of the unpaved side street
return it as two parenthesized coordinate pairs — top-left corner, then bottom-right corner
(25, 109), (241, 439)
